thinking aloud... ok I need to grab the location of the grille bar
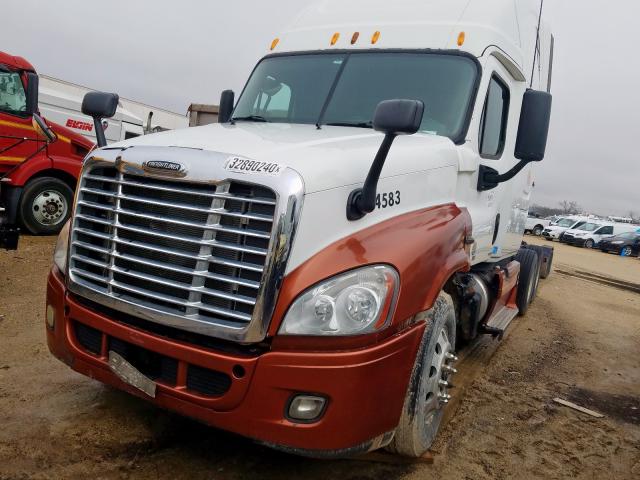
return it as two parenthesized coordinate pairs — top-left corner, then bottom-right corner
(78, 194), (274, 222)
(76, 202), (272, 239)
(70, 164), (277, 331)
(74, 225), (268, 256)
(73, 243), (261, 288)
(83, 173), (277, 205)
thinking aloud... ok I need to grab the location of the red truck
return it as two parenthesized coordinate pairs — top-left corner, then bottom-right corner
(0, 51), (93, 235)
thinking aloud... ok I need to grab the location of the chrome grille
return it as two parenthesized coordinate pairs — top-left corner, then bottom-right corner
(69, 165), (277, 330)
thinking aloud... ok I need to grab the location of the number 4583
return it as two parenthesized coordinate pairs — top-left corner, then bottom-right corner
(376, 191), (401, 209)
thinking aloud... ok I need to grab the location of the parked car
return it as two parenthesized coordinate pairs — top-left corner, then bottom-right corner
(525, 214), (551, 236)
(542, 216), (588, 240)
(564, 222), (640, 249)
(599, 232), (640, 256)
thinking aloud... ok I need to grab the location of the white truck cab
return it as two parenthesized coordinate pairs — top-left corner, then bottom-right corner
(48, 0), (555, 459)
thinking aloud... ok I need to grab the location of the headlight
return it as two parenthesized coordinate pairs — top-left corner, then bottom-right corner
(279, 265), (399, 336)
(53, 220), (71, 275)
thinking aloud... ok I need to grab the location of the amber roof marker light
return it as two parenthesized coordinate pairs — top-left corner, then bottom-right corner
(331, 32), (340, 46)
(270, 38), (280, 51)
(457, 31), (466, 46)
(351, 32), (360, 45)
(371, 31), (381, 44)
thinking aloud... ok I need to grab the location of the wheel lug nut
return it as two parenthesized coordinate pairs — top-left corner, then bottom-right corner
(438, 379), (449, 387)
(443, 365), (457, 374)
(446, 353), (458, 361)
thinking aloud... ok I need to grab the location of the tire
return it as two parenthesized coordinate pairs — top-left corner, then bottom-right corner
(386, 292), (457, 457)
(19, 177), (74, 235)
(532, 225), (543, 236)
(525, 245), (553, 279)
(515, 248), (540, 316)
(584, 239), (594, 249)
(622, 246), (633, 257)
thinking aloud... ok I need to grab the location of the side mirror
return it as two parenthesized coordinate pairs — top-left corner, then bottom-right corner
(373, 99), (424, 135)
(218, 90), (235, 123)
(347, 99), (424, 221)
(32, 114), (57, 143)
(25, 72), (39, 115)
(478, 89), (552, 191)
(515, 89), (552, 162)
(82, 91), (119, 147)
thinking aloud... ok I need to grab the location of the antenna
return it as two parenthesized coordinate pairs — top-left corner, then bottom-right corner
(529, 0), (544, 88)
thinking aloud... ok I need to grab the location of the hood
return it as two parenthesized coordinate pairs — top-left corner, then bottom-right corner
(46, 118), (94, 150)
(111, 122), (458, 193)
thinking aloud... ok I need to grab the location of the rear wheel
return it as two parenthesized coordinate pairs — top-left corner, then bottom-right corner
(532, 225), (544, 236)
(19, 177), (73, 235)
(515, 248), (540, 316)
(387, 292), (457, 457)
(622, 246), (633, 257)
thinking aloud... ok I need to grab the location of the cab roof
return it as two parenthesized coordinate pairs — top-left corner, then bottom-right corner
(0, 51), (35, 72)
(273, 0), (549, 83)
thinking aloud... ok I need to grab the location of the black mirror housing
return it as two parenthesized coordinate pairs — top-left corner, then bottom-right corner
(82, 92), (119, 119)
(82, 92), (118, 147)
(25, 72), (39, 115)
(219, 90), (235, 123)
(373, 99), (424, 136)
(515, 89), (552, 162)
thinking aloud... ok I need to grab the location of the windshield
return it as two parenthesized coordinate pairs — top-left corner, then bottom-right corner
(233, 52), (479, 141)
(556, 218), (576, 227)
(0, 70), (27, 115)
(578, 223), (602, 232)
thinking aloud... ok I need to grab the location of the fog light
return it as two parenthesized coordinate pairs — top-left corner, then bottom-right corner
(46, 305), (55, 329)
(287, 395), (326, 422)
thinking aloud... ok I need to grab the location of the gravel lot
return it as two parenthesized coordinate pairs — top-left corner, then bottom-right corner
(0, 235), (639, 479)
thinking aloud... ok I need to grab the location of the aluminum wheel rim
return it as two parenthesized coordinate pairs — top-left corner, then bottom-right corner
(32, 190), (68, 226)
(622, 246), (632, 256)
(424, 326), (456, 425)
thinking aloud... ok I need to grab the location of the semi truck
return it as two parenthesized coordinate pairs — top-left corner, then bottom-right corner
(38, 75), (189, 143)
(0, 51), (94, 235)
(0, 52), (189, 236)
(46, 0), (554, 458)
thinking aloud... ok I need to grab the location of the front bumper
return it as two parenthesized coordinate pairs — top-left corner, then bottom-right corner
(46, 268), (424, 456)
(542, 230), (560, 240)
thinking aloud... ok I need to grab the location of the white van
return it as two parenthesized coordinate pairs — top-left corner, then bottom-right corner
(542, 216), (588, 240)
(562, 222), (640, 248)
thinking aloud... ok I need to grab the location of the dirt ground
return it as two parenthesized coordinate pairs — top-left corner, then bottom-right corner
(0, 235), (639, 479)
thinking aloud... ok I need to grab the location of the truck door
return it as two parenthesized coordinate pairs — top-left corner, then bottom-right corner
(476, 63), (518, 258)
(0, 69), (41, 176)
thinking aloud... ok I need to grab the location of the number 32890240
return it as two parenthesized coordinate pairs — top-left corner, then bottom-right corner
(376, 191), (401, 209)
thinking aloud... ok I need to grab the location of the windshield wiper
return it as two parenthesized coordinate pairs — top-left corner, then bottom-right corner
(324, 121), (373, 129)
(231, 115), (268, 123)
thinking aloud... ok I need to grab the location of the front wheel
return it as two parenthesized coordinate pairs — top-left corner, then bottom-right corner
(532, 225), (544, 236)
(386, 292), (457, 457)
(584, 239), (594, 249)
(19, 177), (74, 235)
(622, 246), (633, 257)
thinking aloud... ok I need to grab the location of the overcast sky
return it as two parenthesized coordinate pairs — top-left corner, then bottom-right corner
(4, 1), (639, 216)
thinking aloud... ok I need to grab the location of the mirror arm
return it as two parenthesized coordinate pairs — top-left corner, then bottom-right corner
(93, 118), (107, 148)
(477, 160), (529, 191)
(347, 133), (397, 221)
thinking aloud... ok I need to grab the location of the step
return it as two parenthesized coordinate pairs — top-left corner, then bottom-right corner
(485, 305), (519, 333)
